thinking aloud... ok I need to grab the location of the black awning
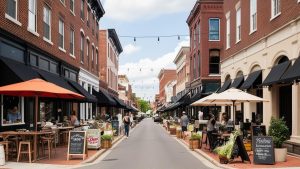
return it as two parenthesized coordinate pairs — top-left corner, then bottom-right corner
(92, 89), (117, 107)
(230, 76), (244, 89)
(0, 57), (40, 86)
(36, 69), (77, 93)
(68, 80), (97, 103)
(112, 96), (127, 109)
(240, 70), (262, 89)
(261, 61), (290, 86)
(218, 79), (231, 93)
(280, 57), (300, 83)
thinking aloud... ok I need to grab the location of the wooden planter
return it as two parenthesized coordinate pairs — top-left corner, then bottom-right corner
(101, 140), (112, 149)
(169, 128), (176, 135)
(189, 139), (200, 150)
(176, 130), (182, 138)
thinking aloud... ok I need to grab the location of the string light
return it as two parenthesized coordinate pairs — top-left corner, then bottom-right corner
(119, 34), (190, 42)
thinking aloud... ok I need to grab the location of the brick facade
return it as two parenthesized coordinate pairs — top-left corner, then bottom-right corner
(223, 0), (300, 61)
(158, 69), (177, 103)
(0, 0), (101, 77)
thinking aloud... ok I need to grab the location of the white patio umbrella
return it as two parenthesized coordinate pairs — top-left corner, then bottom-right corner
(194, 88), (267, 125)
(191, 93), (234, 106)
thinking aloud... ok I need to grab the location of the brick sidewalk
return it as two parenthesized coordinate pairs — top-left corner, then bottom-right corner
(180, 136), (300, 169)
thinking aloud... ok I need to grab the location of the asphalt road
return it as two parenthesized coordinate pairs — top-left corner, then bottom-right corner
(77, 118), (212, 169)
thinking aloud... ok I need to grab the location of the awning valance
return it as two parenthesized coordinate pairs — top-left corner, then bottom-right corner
(280, 57), (300, 83)
(230, 76), (244, 89)
(218, 79), (231, 93)
(92, 89), (117, 106)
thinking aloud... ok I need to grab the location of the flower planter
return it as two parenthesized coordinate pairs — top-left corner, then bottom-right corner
(101, 139), (112, 149)
(275, 148), (287, 162)
(176, 130), (182, 138)
(189, 139), (200, 150)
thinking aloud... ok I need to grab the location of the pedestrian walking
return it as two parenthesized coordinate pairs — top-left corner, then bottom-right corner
(180, 111), (189, 139)
(123, 112), (131, 138)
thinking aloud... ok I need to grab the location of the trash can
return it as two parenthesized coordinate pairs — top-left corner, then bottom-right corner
(0, 144), (5, 166)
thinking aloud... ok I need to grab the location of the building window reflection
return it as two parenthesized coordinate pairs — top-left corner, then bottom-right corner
(1, 95), (24, 125)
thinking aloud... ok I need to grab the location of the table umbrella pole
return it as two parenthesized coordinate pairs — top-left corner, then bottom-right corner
(35, 96), (38, 131)
(233, 100), (236, 130)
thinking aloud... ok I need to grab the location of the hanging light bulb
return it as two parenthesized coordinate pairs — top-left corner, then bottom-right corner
(157, 37), (160, 42)
(178, 35), (180, 40)
(134, 37), (136, 42)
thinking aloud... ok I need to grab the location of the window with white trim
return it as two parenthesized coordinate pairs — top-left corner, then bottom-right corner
(70, 0), (74, 13)
(70, 28), (74, 56)
(91, 46), (94, 68)
(1, 95), (24, 126)
(236, 8), (241, 42)
(198, 22), (200, 44)
(271, 0), (280, 18)
(193, 27), (196, 49)
(80, 0), (84, 20)
(60, 0), (65, 5)
(86, 40), (90, 67)
(209, 18), (220, 41)
(6, 0), (18, 20)
(250, 0), (257, 32)
(226, 16), (230, 49)
(28, 0), (37, 32)
(80, 33), (84, 63)
(43, 5), (51, 41)
(96, 49), (98, 66)
(58, 19), (64, 49)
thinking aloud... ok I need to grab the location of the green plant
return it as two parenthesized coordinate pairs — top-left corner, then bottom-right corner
(268, 117), (289, 148)
(190, 133), (202, 140)
(101, 134), (113, 141)
(214, 130), (240, 159)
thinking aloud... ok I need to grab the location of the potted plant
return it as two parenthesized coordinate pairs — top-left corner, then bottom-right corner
(268, 117), (289, 162)
(176, 126), (182, 138)
(101, 134), (113, 149)
(214, 131), (240, 164)
(189, 133), (202, 150)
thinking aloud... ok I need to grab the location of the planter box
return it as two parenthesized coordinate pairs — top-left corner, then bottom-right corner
(176, 130), (182, 138)
(219, 155), (229, 164)
(169, 128), (176, 135)
(189, 139), (200, 150)
(101, 140), (112, 149)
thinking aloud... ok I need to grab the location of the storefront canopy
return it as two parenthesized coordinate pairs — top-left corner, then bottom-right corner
(230, 76), (244, 89)
(0, 57), (40, 85)
(280, 57), (300, 83)
(112, 96), (127, 109)
(240, 70), (262, 90)
(261, 61), (290, 86)
(218, 79), (231, 93)
(68, 80), (97, 103)
(92, 89), (117, 107)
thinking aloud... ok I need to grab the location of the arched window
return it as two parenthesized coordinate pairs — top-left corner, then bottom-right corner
(80, 33), (84, 63)
(277, 55), (289, 64)
(209, 49), (220, 74)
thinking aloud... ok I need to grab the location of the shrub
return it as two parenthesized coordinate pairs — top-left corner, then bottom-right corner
(268, 117), (289, 148)
(190, 133), (202, 140)
(101, 134), (113, 141)
(214, 130), (240, 159)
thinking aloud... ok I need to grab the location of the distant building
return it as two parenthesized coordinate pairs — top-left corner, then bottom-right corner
(157, 69), (176, 104)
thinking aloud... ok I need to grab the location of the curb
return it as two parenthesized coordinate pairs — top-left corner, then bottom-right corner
(176, 138), (234, 169)
(82, 122), (140, 164)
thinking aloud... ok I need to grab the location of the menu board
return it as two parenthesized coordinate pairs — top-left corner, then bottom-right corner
(111, 120), (119, 136)
(67, 131), (87, 160)
(253, 136), (275, 165)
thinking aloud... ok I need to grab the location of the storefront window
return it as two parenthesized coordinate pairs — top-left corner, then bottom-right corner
(39, 101), (54, 122)
(1, 95), (24, 125)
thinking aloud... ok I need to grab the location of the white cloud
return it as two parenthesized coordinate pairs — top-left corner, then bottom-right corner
(123, 44), (141, 55)
(119, 39), (190, 100)
(102, 0), (195, 22)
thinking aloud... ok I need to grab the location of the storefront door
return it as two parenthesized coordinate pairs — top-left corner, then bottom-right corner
(279, 85), (292, 135)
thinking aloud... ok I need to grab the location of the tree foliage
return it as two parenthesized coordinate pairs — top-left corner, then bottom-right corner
(137, 99), (151, 112)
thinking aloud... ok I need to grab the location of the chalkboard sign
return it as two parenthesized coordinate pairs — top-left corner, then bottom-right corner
(235, 135), (251, 163)
(111, 120), (119, 136)
(67, 131), (87, 160)
(253, 136), (275, 165)
(252, 125), (266, 137)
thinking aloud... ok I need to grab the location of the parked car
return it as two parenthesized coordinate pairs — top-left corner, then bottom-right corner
(153, 116), (163, 123)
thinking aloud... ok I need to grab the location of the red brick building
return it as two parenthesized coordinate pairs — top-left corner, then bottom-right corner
(157, 69), (176, 104)
(0, 0), (104, 130)
(221, 0), (300, 154)
(187, 0), (224, 98)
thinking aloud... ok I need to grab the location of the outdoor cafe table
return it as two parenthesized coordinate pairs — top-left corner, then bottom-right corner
(0, 131), (52, 162)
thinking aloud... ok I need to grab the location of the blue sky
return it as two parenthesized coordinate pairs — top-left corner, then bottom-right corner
(100, 0), (195, 101)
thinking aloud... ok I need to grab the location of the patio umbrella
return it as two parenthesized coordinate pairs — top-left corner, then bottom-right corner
(191, 93), (234, 106)
(0, 78), (85, 130)
(194, 88), (267, 125)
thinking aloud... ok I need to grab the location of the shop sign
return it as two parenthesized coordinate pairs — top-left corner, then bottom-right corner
(253, 136), (275, 165)
(87, 129), (101, 149)
(67, 131), (87, 160)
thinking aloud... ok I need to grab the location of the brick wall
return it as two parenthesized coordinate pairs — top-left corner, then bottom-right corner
(223, 0), (300, 61)
(0, 0), (99, 76)
(158, 70), (176, 102)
